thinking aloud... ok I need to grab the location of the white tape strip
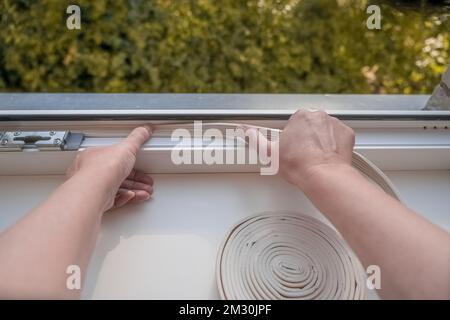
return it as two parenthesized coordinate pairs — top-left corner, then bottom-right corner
(152, 121), (400, 300)
(217, 212), (368, 300)
(216, 147), (401, 300)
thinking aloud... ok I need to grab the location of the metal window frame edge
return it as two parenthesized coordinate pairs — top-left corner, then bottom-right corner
(1, 109), (450, 121)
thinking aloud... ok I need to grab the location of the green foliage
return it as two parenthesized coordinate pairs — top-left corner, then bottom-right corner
(0, 0), (448, 93)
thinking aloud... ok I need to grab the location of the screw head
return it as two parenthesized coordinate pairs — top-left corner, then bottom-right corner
(13, 131), (21, 136)
(53, 138), (62, 146)
(1, 139), (8, 145)
(49, 131), (56, 136)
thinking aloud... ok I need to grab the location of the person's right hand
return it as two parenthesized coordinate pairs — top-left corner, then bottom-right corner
(278, 110), (355, 190)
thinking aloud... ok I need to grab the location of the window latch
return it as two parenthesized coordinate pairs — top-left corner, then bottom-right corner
(0, 131), (84, 152)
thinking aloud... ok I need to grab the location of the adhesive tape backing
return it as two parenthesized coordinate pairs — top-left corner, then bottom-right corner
(217, 152), (401, 300)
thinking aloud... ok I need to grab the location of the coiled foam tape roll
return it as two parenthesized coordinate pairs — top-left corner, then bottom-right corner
(216, 212), (368, 300)
(217, 153), (401, 300)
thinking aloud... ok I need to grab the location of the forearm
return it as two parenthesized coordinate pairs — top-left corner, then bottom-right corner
(0, 169), (112, 299)
(301, 164), (450, 299)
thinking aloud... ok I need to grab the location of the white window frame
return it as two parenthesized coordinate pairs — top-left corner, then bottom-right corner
(0, 94), (449, 175)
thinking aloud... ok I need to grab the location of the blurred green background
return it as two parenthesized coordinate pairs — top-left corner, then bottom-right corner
(0, 0), (448, 93)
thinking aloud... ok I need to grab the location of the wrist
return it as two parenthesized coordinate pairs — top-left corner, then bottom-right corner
(69, 168), (120, 213)
(297, 163), (359, 194)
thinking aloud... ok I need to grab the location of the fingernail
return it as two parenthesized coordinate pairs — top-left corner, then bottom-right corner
(143, 125), (153, 134)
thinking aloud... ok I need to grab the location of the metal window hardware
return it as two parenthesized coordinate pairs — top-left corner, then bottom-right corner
(0, 131), (84, 152)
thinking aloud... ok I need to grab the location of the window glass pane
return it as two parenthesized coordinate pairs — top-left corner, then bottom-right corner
(0, 1), (449, 110)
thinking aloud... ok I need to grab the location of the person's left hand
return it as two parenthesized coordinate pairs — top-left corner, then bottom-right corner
(66, 126), (154, 211)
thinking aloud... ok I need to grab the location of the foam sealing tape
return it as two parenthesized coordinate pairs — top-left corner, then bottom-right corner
(153, 121), (400, 300)
(216, 147), (400, 300)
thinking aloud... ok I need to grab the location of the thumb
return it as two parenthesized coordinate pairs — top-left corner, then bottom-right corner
(121, 126), (153, 155)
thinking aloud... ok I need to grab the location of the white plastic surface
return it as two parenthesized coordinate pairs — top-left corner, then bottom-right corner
(0, 171), (449, 299)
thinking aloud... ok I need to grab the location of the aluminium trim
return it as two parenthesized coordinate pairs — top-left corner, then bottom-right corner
(1, 109), (450, 122)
